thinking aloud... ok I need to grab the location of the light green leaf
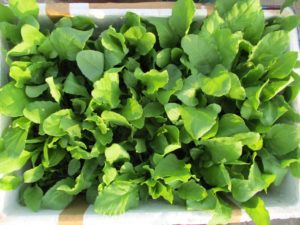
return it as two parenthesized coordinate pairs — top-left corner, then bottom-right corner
(23, 101), (60, 124)
(102, 111), (130, 127)
(0, 82), (30, 117)
(101, 26), (128, 68)
(231, 163), (265, 202)
(124, 26), (156, 56)
(134, 68), (168, 95)
(241, 196), (270, 225)
(219, 0), (264, 43)
(94, 181), (139, 215)
(249, 31), (289, 67)
(43, 109), (81, 137)
(9, 0), (38, 18)
(201, 65), (232, 97)
(0, 175), (22, 190)
(24, 164), (44, 183)
(175, 74), (201, 106)
(268, 52), (298, 79)
(92, 68), (121, 109)
(105, 144), (130, 165)
(121, 98), (143, 121)
(45, 77), (62, 103)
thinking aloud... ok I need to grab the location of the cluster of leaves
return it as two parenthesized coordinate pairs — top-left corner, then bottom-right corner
(0, 0), (300, 224)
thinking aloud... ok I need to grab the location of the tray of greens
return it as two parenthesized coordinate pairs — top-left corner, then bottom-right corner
(0, 0), (300, 225)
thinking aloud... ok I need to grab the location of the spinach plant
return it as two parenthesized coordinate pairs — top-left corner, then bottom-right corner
(0, 0), (300, 224)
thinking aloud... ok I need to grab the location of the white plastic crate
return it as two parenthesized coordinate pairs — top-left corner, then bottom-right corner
(0, 3), (299, 225)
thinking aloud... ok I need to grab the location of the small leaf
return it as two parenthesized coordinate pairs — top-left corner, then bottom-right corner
(24, 164), (44, 183)
(23, 185), (43, 212)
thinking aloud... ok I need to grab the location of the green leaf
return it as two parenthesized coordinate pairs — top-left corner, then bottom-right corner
(0, 82), (30, 117)
(124, 26), (156, 56)
(134, 68), (169, 95)
(154, 154), (191, 183)
(240, 81), (268, 120)
(43, 109), (81, 137)
(202, 137), (243, 163)
(264, 124), (300, 156)
(268, 52), (298, 79)
(231, 163), (265, 202)
(24, 164), (44, 183)
(156, 48), (171, 68)
(175, 74), (201, 106)
(275, 16), (300, 31)
(259, 96), (289, 126)
(177, 180), (207, 201)
(164, 103), (181, 123)
(201, 65), (232, 97)
(150, 125), (181, 156)
(76, 50), (104, 82)
(217, 114), (249, 137)
(45, 77), (62, 103)
(42, 178), (75, 210)
(169, 0), (195, 37)
(181, 104), (221, 140)
(259, 149), (288, 186)
(68, 159), (81, 176)
(218, 0), (264, 43)
(63, 73), (89, 97)
(182, 29), (241, 74)
(241, 196), (270, 225)
(121, 98), (143, 121)
(25, 84), (48, 98)
(94, 180), (139, 215)
(202, 164), (231, 188)
(145, 179), (173, 203)
(23, 185), (43, 212)
(102, 111), (130, 127)
(101, 26), (128, 68)
(50, 27), (93, 60)
(9, 0), (38, 18)
(103, 163), (118, 185)
(249, 31), (289, 67)
(23, 101), (60, 124)
(92, 68), (121, 109)
(58, 159), (98, 195)
(0, 175), (22, 190)
(105, 144), (130, 165)
(0, 4), (15, 23)
(148, 17), (179, 48)
(261, 76), (294, 101)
